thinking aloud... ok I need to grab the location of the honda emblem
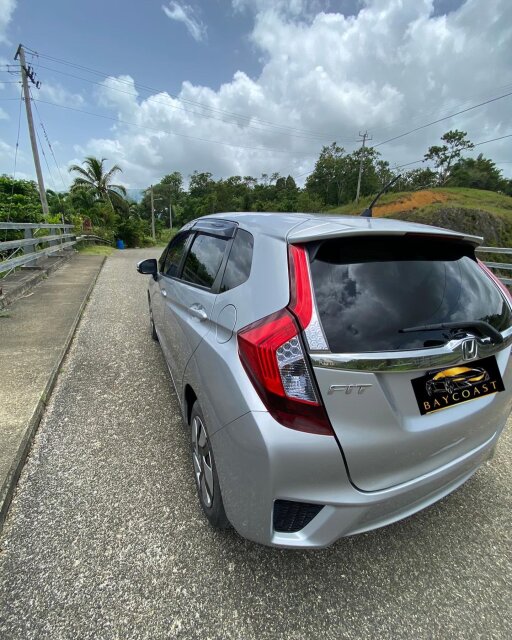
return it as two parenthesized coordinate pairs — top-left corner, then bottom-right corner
(462, 338), (478, 361)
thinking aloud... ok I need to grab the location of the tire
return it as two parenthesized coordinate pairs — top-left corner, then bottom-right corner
(190, 401), (230, 529)
(149, 297), (158, 341)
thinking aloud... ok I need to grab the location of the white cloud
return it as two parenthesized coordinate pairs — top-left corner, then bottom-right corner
(78, 0), (512, 187)
(162, 2), (206, 42)
(38, 82), (84, 108)
(0, 0), (16, 43)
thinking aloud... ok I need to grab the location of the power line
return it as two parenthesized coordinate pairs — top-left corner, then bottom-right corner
(32, 62), (345, 144)
(27, 48), (350, 141)
(474, 133), (512, 147)
(30, 89), (68, 191)
(31, 97), (321, 156)
(360, 81), (512, 138)
(373, 91), (512, 148)
(295, 132), (512, 180)
(389, 133), (512, 170)
(27, 48), (512, 147)
(4, 85), (24, 233)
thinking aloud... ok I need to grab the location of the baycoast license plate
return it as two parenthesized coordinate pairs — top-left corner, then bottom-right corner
(411, 355), (505, 415)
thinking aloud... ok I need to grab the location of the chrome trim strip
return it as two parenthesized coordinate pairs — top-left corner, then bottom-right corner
(310, 328), (512, 373)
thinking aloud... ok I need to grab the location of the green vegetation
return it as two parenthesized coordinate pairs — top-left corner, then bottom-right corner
(76, 244), (115, 256)
(332, 187), (512, 217)
(331, 187), (512, 248)
(1, 130), (511, 250)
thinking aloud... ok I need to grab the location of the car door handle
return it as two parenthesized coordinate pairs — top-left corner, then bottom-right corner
(188, 304), (208, 321)
(160, 289), (167, 297)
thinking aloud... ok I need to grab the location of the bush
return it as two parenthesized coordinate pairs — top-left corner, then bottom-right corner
(116, 216), (150, 248)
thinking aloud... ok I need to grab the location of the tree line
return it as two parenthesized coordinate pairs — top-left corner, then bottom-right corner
(1, 130), (510, 247)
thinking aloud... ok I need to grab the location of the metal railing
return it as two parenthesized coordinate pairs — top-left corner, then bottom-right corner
(75, 234), (112, 246)
(0, 222), (77, 275)
(475, 246), (512, 286)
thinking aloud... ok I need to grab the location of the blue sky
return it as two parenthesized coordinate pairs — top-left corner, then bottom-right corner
(0, 0), (510, 191)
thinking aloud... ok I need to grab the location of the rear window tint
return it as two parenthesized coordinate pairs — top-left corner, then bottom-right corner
(309, 236), (512, 353)
(181, 233), (228, 289)
(221, 229), (254, 292)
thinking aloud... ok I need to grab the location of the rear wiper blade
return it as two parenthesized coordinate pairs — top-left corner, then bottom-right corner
(399, 321), (503, 344)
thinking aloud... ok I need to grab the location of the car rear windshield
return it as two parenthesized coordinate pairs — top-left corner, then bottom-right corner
(308, 235), (512, 353)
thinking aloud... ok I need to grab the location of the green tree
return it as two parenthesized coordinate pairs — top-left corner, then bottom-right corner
(424, 130), (474, 184)
(0, 176), (44, 223)
(401, 167), (438, 191)
(69, 156), (127, 210)
(305, 143), (346, 206)
(139, 171), (184, 227)
(448, 154), (506, 191)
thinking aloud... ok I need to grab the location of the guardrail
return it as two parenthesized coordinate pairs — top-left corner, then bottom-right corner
(75, 234), (112, 246)
(475, 246), (512, 286)
(0, 222), (77, 275)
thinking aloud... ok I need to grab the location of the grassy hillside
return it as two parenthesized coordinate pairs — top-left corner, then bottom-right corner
(329, 188), (512, 246)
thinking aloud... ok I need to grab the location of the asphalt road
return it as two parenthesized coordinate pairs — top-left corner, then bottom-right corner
(0, 249), (511, 640)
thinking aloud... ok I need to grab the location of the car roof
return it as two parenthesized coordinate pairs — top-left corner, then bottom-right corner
(200, 212), (483, 246)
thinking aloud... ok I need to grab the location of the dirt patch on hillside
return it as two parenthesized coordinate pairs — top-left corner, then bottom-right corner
(373, 190), (450, 217)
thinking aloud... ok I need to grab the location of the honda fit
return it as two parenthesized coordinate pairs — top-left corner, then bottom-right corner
(137, 213), (512, 548)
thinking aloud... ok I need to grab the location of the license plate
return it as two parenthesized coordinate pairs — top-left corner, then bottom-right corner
(411, 356), (505, 415)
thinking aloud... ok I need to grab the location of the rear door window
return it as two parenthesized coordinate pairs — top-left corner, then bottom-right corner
(181, 233), (229, 289)
(220, 229), (254, 292)
(309, 236), (512, 353)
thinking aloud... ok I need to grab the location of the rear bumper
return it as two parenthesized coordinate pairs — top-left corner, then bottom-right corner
(211, 411), (501, 548)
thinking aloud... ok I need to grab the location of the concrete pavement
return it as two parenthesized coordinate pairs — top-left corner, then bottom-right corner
(0, 254), (105, 529)
(0, 248), (511, 639)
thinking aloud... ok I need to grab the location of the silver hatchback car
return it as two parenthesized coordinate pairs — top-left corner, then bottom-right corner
(137, 213), (512, 548)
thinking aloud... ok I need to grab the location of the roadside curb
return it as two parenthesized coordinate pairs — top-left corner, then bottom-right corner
(0, 255), (106, 534)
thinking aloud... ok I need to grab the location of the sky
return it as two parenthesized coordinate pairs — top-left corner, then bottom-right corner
(0, 0), (511, 195)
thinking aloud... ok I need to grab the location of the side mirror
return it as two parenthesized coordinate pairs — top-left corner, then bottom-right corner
(137, 258), (157, 278)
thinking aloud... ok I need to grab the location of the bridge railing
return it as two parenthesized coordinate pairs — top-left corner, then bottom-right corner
(475, 247), (512, 286)
(0, 223), (115, 276)
(0, 222), (78, 275)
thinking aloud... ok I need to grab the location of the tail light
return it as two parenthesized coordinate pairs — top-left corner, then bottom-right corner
(238, 245), (333, 436)
(478, 259), (512, 303)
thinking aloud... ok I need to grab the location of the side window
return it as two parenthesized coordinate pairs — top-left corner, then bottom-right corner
(181, 233), (229, 289)
(220, 229), (254, 292)
(162, 232), (189, 277)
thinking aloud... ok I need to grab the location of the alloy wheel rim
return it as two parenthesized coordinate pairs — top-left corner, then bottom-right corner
(192, 416), (214, 508)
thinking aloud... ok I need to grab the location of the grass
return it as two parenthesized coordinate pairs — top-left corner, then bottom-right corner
(327, 188), (512, 248)
(329, 187), (512, 218)
(76, 243), (115, 256)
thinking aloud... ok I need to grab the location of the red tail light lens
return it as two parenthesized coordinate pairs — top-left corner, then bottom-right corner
(238, 245), (334, 436)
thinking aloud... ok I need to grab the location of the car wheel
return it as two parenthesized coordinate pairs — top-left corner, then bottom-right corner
(149, 298), (158, 341)
(190, 401), (230, 529)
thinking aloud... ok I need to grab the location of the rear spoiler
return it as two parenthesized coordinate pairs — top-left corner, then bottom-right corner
(286, 220), (483, 248)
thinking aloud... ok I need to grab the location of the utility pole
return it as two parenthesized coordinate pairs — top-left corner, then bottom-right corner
(14, 44), (49, 217)
(169, 193), (173, 229)
(355, 130), (372, 204)
(150, 185), (156, 240)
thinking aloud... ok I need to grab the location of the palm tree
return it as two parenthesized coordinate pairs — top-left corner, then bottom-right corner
(69, 156), (127, 209)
